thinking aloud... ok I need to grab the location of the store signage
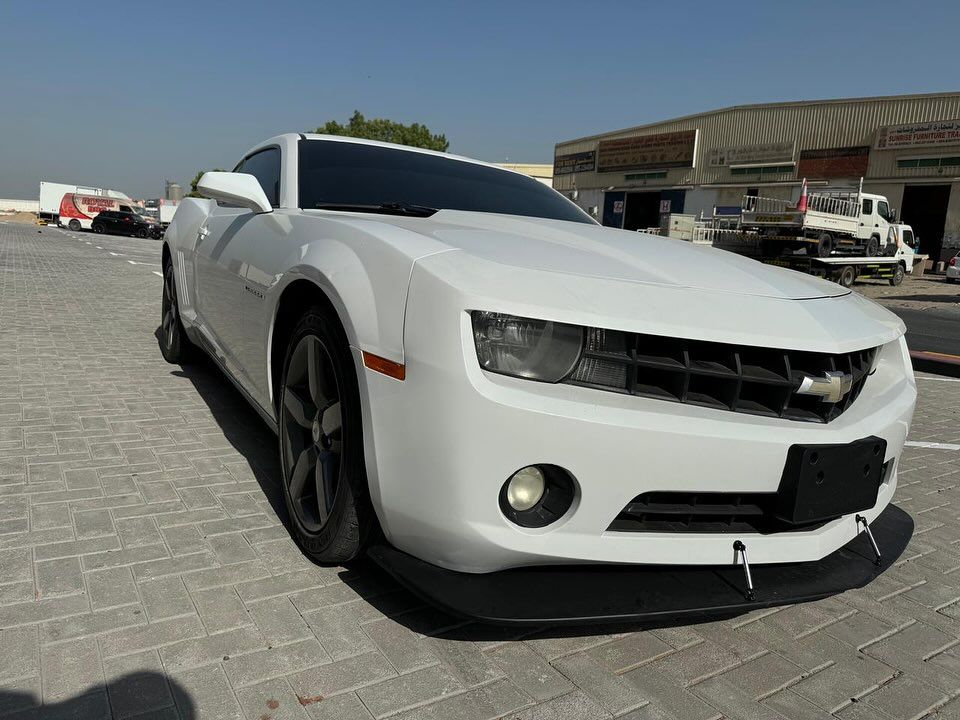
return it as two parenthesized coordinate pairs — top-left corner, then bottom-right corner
(797, 146), (870, 178)
(597, 130), (697, 172)
(612, 200), (624, 214)
(707, 140), (794, 167)
(554, 150), (596, 175)
(876, 119), (960, 149)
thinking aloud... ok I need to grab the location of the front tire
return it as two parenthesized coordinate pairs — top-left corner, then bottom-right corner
(92, 222), (104, 234)
(890, 264), (905, 286)
(137, 228), (148, 239)
(278, 308), (373, 563)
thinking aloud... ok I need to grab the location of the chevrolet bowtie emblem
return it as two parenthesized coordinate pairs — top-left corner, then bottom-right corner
(795, 370), (854, 403)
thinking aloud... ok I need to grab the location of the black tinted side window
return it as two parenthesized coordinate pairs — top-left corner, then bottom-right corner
(238, 148), (281, 207)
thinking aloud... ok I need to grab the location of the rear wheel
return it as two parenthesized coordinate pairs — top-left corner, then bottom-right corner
(837, 265), (856, 288)
(865, 235), (880, 257)
(816, 233), (833, 258)
(68, 219), (81, 231)
(278, 308), (373, 563)
(890, 263), (905, 286)
(159, 262), (193, 363)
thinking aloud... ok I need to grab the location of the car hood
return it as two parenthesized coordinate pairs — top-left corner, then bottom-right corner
(391, 210), (848, 301)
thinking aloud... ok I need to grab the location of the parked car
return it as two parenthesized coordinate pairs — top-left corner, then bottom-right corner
(947, 252), (959, 283)
(159, 134), (917, 624)
(91, 209), (156, 238)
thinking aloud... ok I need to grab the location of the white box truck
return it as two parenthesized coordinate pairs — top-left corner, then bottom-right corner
(38, 182), (131, 222)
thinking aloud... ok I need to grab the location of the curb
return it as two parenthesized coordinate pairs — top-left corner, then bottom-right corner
(911, 350), (960, 378)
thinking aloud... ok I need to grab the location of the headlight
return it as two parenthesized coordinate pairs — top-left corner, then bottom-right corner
(471, 311), (583, 382)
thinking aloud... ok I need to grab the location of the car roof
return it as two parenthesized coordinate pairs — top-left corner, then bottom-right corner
(243, 132), (526, 179)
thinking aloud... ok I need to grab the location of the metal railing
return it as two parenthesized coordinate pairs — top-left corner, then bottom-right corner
(741, 195), (791, 214)
(742, 193), (860, 218)
(691, 227), (758, 246)
(807, 193), (860, 217)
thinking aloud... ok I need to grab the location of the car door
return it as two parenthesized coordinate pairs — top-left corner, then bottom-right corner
(100, 211), (118, 233)
(192, 147), (281, 394)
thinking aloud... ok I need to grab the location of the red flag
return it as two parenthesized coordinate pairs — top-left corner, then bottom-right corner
(797, 178), (808, 212)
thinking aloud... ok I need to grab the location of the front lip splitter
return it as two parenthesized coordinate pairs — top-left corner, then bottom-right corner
(368, 504), (913, 626)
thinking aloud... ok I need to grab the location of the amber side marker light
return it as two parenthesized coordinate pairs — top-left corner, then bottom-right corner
(362, 352), (406, 380)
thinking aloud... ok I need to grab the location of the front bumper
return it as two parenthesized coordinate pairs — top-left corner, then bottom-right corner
(368, 503), (913, 625)
(358, 263), (916, 574)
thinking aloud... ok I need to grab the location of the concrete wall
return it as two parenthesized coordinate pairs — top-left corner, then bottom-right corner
(0, 199), (39, 213)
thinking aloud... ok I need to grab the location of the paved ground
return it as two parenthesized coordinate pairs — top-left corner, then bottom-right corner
(2, 221), (960, 720)
(856, 274), (959, 314)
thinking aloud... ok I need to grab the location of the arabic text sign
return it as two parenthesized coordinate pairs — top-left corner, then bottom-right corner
(553, 150), (596, 175)
(597, 130), (697, 172)
(707, 141), (794, 167)
(876, 119), (960, 149)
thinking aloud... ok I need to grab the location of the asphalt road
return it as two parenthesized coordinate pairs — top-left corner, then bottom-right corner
(890, 305), (960, 357)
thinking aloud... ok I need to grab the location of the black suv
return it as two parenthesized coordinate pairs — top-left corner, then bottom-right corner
(91, 210), (157, 238)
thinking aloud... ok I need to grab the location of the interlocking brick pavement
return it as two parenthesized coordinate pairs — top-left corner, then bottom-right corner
(2, 220), (960, 719)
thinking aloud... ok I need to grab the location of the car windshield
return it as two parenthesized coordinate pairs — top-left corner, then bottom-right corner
(298, 140), (594, 225)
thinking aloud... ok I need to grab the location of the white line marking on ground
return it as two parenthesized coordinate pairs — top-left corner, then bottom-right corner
(917, 376), (960, 383)
(153, 271), (163, 277)
(905, 441), (960, 451)
(95, 246), (102, 249)
(127, 260), (137, 265)
(109, 252), (122, 256)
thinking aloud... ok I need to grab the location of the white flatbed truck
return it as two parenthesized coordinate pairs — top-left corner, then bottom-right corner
(741, 189), (896, 257)
(759, 224), (919, 287)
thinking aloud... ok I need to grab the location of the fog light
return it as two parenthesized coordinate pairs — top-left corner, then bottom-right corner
(499, 464), (577, 528)
(506, 466), (545, 511)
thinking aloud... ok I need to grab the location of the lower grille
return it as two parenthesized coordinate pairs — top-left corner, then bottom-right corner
(608, 491), (825, 534)
(564, 330), (877, 423)
(609, 459), (891, 534)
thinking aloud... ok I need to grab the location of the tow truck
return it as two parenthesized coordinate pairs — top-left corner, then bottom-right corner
(760, 224), (918, 287)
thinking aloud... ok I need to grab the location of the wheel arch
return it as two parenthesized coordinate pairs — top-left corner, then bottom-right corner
(269, 277), (351, 415)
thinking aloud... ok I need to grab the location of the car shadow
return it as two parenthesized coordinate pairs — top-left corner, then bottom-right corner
(0, 672), (196, 718)
(882, 293), (959, 304)
(155, 329), (750, 640)
(160, 352), (288, 522)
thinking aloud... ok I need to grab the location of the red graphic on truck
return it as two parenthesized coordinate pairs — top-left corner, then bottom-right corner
(58, 194), (124, 221)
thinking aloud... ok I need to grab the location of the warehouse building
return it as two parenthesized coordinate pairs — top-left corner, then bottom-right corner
(553, 92), (960, 262)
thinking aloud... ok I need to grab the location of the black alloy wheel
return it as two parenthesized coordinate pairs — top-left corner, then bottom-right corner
(92, 222), (104, 234)
(278, 309), (372, 563)
(137, 228), (148, 239)
(159, 263), (191, 363)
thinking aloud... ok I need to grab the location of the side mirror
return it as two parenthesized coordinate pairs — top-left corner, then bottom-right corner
(197, 172), (272, 214)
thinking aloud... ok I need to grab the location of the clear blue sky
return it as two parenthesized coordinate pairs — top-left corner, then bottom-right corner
(2, 0), (958, 200)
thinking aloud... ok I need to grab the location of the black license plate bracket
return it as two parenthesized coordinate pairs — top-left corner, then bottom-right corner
(774, 436), (887, 525)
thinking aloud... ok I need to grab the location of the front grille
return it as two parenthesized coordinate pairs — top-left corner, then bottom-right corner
(564, 330), (877, 423)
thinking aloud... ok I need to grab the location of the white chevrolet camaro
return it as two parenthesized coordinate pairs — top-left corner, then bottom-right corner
(161, 133), (917, 623)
